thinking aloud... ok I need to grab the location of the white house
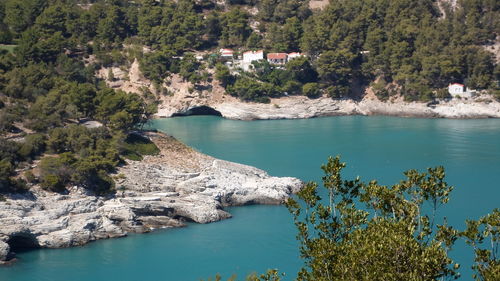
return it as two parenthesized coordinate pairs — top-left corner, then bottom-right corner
(243, 50), (264, 63)
(287, 52), (304, 60)
(448, 83), (475, 98)
(242, 50), (264, 71)
(448, 83), (464, 95)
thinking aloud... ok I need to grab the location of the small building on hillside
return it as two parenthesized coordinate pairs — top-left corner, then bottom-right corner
(242, 50), (264, 71)
(219, 48), (234, 60)
(243, 50), (264, 63)
(448, 83), (475, 98)
(267, 53), (288, 64)
(448, 83), (464, 95)
(287, 52), (304, 60)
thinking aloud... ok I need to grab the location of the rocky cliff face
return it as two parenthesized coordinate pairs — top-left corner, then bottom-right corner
(0, 132), (302, 264)
(156, 93), (500, 120)
(97, 58), (500, 121)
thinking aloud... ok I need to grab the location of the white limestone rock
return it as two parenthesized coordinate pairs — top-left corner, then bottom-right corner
(0, 241), (9, 263)
(0, 132), (303, 263)
(156, 93), (500, 120)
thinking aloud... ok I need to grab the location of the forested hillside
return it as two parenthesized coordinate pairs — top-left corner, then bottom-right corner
(0, 0), (499, 194)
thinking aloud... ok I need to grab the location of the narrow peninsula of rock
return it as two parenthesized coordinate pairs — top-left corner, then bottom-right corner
(0, 132), (301, 264)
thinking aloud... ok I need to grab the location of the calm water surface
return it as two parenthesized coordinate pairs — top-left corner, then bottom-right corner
(1, 116), (499, 281)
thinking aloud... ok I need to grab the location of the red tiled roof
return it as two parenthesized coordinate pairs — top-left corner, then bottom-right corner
(267, 53), (287, 59)
(220, 48), (234, 54)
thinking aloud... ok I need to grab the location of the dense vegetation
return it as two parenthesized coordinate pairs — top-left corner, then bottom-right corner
(0, 0), (494, 103)
(0, 0), (498, 278)
(0, 1), (161, 195)
(208, 157), (500, 281)
(0, 0), (498, 197)
(138, 0), (500, 102)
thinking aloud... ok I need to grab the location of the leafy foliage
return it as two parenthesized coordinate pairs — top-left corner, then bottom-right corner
(302, 83), (319, 98)
(462, 209), (500, 281)
(286, 156), (460, 281)
(303, 0), (498, 99)
(120, 133), (160, 161)
(209, 158), (500, 280)
(39, 125), (121, 194)
(219, 8), (252, 47)
(215, 63), (234, 87)
(227, 76), (275, 103)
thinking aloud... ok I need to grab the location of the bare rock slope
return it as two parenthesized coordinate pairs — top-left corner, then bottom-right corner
(0, 133), (301, 264)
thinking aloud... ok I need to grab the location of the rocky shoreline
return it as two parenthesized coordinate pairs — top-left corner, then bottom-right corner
(99, 60), (500, 121)
(0, 132), (302, 264)
(156, 94), (500, 120)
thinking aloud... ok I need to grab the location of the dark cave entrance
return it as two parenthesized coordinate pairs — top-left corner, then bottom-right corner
(172, 106), (222, 117)
(7, 233), (40, 253)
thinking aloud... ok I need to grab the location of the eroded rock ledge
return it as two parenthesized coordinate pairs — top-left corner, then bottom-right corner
(156, 95), (500, 120)
(0, 132), (302, 264)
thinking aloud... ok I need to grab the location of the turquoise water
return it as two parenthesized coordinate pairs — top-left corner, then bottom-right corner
(2, 116), (500, 281)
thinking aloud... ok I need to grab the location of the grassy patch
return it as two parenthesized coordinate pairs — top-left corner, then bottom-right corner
(121, 133), (160, 161)
(0, 44), (17, 53)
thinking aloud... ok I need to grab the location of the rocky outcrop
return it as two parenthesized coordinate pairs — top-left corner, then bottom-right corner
(0, 132), (302, 264)
(156, 94), (500, 120)
(0, 241), (9, 262)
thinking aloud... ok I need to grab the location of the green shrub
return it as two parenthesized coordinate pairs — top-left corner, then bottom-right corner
(12, 178), (28, 191)
(375, 88), (390, 101)
(39, 153), (76, 191)
(72, 159), (115, 195)
(39, 152), (117, 194)
(419, 91), (434, 102)
(435, 88), (451, 99)
(121, 134), (160, 161)
(0, 160), (14, 192)
(46, 127), (68, 153)
(303, 83), (320, 98)
(282, 80), (302, 95)
(215, 63), (234, 87)
(18, 133), (46, 160)
(107, 68), (115, 81)
(255, 96), (271, 103)
(0, 160), (28, 193)
(41, 174), (65, 192)
(24, 171), (36, 183)
(327, 85), (350, 99)
(227, 77), (279, 102)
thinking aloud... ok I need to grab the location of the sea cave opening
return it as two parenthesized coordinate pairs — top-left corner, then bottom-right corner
(7, 233), (40, 253)
(172, 106), (222, 117)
